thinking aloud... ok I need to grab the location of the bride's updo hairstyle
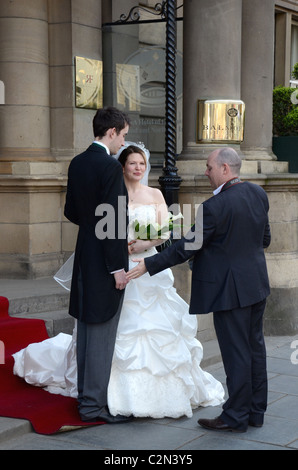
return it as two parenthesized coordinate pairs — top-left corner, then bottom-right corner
(117, 145), (147, 169)
(114, 142), (151, 185)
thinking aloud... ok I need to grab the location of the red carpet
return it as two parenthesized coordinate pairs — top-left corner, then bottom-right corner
(0, 296), (104, 434)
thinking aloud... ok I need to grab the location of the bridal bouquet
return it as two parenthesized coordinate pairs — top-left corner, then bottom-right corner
(133, 212), (183, 240)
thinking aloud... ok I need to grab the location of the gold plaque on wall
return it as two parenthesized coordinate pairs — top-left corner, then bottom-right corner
(197, 99), (245, 143)
(75, 56), (103, 109)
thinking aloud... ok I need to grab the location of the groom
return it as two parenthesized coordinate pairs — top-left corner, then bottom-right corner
(128, 147), (271, 432)
(64, 107), (131, 424)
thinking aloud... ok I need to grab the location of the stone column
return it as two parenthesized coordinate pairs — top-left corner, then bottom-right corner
(174, 0), (243, 341)
(0, 0), (52, 162)
(49, 0), (102, 160)
(179, 0), (243, 171)
(0, 0), (103, 279)
(241, 0), (275, 160)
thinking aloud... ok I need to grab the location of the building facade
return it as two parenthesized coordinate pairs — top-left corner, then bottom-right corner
(0, 0), (298, 337)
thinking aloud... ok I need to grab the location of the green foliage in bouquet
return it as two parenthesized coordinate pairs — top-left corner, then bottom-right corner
(133, 213), (183, 240)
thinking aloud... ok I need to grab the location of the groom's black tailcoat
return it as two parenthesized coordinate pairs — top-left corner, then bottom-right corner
(64, 143), (128, 324)
(145, 181), (270, 314)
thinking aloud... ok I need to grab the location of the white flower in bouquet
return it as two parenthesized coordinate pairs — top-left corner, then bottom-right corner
(133, 212), (184, 240)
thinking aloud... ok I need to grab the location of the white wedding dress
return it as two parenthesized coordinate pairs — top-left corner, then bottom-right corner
(13, 205), (224, 419)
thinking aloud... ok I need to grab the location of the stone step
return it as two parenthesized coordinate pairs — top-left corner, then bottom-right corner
(7, 289), (73, 336)
(1, 277), (69, 314)
(8, 291), (69, 317)
(12, 309), (75, 337)
(1, 277), (72, 336)
(0, 417), (33, 445)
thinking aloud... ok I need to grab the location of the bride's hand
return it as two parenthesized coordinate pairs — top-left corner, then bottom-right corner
(128, 239), (149, 255)
(128, 240), (136, 255)
(127, 259), (147, 279)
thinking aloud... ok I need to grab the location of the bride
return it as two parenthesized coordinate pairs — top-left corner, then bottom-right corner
(13, 143), (225, 419)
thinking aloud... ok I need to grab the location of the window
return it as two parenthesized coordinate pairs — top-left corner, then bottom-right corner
(291, 23), (298, 73)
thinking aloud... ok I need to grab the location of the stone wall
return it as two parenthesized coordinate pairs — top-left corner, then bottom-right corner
(0, 0), (297, 338)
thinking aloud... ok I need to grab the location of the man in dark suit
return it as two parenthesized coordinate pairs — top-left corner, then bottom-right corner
(64, 107), (132, 423)
(127, 147), (271, 432)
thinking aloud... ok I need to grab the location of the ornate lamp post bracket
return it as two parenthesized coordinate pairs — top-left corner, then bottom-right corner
(116, 2), (168, 24)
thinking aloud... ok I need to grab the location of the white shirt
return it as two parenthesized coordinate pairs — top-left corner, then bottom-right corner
(213, 183), (225, 195)
(93, 140), (110, 154)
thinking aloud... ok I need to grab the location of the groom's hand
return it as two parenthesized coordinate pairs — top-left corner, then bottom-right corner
(127, 259), (147, 280)
(113, 270), (128, 290)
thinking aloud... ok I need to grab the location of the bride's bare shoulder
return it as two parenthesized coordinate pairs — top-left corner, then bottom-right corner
(142, 185), (164, 202)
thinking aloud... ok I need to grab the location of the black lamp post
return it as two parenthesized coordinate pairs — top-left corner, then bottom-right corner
(158, 0), (182, 207)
